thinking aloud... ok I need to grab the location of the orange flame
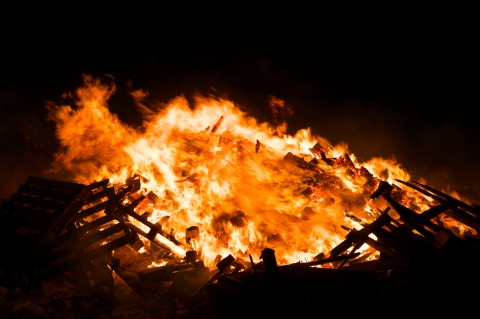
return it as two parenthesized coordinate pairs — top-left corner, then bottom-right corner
(45, 74), (454, 267)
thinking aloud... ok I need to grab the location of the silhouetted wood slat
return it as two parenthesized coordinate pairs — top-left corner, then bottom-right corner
(371, 221), (437, 256)
(342, 227), (399, 257)
(396, 179), (480, 227)
(0, 177), (88, 288)
(109, 198), (185, 248)
(8, 192), (69, 210)
(343, 256), (411, 271)
(419, 203), (450, 220)
(73, 199), (113, 222)
(397, 179), (480, 214)
(371, 181), (447, 249)
(0, 177), (145, 287)
(330, 207), (392, 259)
(16, 184), (80, 202)
(282, 253), (362, 269)
(0, 203), (52, 229)
(33, 218), (138, 282)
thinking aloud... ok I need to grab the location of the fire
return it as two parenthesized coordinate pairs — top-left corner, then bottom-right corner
(45, 74), (455, 268)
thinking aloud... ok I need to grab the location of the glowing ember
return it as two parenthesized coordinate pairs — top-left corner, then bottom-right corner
(45, 74), (463, 268)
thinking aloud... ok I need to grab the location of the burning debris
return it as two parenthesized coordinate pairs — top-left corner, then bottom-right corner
(1, 170), (480, 318)
(1, 75), (480, 318)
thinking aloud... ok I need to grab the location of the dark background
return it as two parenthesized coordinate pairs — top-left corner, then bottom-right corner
(1, 14), (478, 203)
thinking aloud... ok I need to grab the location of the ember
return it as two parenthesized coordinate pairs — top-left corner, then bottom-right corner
(1, 75), (479, 318)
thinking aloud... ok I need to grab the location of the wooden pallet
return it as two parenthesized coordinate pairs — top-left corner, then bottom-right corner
(0, 177), (139, 287)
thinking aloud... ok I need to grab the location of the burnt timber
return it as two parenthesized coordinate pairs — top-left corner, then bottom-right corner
(0, 176), (480, 318)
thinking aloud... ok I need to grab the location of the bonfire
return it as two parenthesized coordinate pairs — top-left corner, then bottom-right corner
(1, 74), (478, 319)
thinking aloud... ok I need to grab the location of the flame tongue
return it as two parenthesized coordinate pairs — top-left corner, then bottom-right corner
(47, 75), (424, 267)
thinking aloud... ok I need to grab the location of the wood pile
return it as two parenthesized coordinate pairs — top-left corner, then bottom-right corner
(1, 175), (480, 319)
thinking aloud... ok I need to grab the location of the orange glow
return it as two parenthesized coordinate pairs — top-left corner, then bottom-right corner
(45, 74), (468, 268)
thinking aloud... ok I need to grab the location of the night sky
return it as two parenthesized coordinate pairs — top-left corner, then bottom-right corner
(1, 16), (478, 203)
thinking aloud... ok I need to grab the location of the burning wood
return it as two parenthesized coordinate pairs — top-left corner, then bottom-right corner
(1, 174), (480, 318)
(2, 76), (480, 318)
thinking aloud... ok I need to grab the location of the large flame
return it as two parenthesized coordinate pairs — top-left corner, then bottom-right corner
(45, 74), (448, 267)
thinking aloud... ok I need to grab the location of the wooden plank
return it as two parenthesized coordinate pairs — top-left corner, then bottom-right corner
(24, 176), (85, 192)
(0, 177), (88, 287)
(8, 193), (68, 212)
